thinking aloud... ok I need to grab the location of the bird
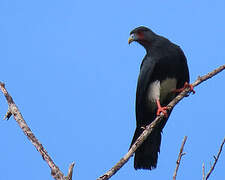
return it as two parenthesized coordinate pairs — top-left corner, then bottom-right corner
(128, 26), (194, 170)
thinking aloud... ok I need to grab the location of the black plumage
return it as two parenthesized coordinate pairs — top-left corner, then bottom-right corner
(128, 26), (190, 170)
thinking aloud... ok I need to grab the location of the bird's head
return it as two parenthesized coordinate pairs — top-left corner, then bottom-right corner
(128, 26), (158, 49)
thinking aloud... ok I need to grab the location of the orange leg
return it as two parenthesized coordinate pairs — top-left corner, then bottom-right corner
(173, 82), (195, 94)
(156, 99), (168, 117)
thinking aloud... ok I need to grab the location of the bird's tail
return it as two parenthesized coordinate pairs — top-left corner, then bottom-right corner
(130, 127), (162, 170)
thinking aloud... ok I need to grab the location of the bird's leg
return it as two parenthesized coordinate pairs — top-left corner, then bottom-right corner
(173, 82), (195, 95)
(156, 99), (168, 117)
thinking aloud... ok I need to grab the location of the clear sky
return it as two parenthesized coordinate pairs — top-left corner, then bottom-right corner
(0, 0), (225, 179)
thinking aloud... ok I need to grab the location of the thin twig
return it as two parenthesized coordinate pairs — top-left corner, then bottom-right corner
(205, 138), (225, 180)
(97, 64), (225, 180)
(0, 82), (72, 180)
(173, 136), (187, 180)
(202, 163), (205, 180)
(66, 162), (75, 180)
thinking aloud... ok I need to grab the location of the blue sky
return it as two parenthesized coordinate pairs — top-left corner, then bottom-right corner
(0, 0), (225, 179)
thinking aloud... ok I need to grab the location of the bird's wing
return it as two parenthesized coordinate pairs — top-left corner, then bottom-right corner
(175, 47), (190, 89)
(137, 56), (156, 99)
(135, 56), (156, 127)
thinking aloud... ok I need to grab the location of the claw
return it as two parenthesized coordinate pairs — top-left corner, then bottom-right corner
(173, 82), (195, 94)
(185, 82), (195, 94)
(156, 100), (168, 117)
(157, 106), (168, 117)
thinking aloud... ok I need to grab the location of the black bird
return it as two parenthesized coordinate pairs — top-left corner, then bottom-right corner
(128, 26), (193, 170)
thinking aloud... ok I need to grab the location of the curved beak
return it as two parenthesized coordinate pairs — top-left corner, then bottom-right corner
(128, 33), (136, 44)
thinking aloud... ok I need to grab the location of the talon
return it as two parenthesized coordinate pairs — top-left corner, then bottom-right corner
(173, 82), (195, 94)
(184, 82), (195, 94)
(157, 106), (168, 117)
(141, 126), (146, 130)
(156, 100), (168, 117)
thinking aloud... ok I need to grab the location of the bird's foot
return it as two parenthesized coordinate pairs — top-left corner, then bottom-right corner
(157, 106), (168, 117)
(156, 100), (168, 117)
(173, 82), (195, 95)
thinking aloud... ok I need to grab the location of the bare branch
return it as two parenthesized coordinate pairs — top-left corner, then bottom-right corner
(66, 162), (75, 180)
(97, 64), (225, 180)
(202, 163), (205, 180)
(3, 107), (12, 120)
(173, 136), (187, 180)
(0, 82), (71, 180)
(205, 138), (225, 180)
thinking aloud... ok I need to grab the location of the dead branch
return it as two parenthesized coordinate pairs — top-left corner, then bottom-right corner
(173, 136), (187, 180)
(97, 64), (225, 180)
(0, 82), (74, 180)
(205, 138), (225, 180)
(66, 162), (75, 180)
(202, 163), (205, 180)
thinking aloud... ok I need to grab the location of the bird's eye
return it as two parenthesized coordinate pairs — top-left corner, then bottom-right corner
(137, 31), (144, 39)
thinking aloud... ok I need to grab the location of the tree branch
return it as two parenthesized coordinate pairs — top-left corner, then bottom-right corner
(97, 64), (225, 180)
(66, 162), (75, 180)
(0, 82), (75, 180)
(202, 163), (205, 180)
(173, 136), (187, 180)
(205, 138), (225, 180)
